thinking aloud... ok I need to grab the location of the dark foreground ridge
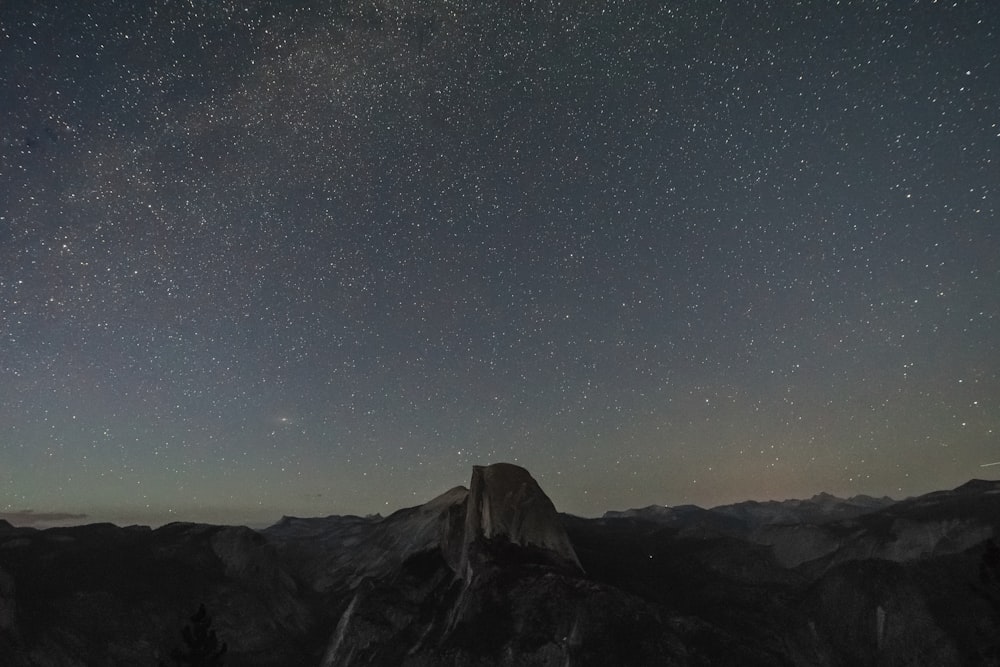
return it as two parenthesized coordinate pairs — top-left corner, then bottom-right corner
(1, 466), (999, 666)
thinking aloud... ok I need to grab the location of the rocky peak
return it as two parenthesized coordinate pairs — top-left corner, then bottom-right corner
(460, 463), (581, 575)
(953, 478), (1000, 494)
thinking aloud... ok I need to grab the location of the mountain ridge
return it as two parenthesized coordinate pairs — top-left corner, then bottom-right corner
(0, 469), (997, 665)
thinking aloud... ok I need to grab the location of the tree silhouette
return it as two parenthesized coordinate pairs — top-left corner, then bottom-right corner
(976, 539), (1000, 664)
(159, 603), (227, 667)
(980, 539), (1000, 609)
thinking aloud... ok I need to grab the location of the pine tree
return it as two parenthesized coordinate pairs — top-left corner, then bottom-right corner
(159, 603), (228, 667)
(976, 539), (1000, 664)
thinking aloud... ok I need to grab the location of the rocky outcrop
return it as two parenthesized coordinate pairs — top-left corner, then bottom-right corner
(276, 464), (582, 592)
(460, 463), (581, 576)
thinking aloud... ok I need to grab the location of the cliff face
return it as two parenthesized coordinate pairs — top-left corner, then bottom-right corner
(460, 463), (582, 575)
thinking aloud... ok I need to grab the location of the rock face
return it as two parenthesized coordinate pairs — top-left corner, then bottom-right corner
(461, 463), (582, 575)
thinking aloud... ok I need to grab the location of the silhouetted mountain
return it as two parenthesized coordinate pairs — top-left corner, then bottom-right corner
(951, 478), (1000, 495)
(711, 491), (896, 528)
(1, 469), (998, 665)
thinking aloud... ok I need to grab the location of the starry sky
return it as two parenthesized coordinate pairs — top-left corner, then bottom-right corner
(1, 0), (998, 528)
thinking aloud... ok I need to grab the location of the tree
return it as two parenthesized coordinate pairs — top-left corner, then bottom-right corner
(980, 539), (1000, 611)
(160, 603), (227, 667)
(976, 539), (1000, 665)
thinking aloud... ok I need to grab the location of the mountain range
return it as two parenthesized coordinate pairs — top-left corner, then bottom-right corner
(1, 464), (998, 666)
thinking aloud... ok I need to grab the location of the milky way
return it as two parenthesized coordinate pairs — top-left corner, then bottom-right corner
(1, 0), (998, 526)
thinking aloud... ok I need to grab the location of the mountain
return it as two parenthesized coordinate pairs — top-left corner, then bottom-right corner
(711, 491), (897, 528)
(0, 469), (998, 666)
(461, 462), (582, 574)
(296, 464), (673, 666)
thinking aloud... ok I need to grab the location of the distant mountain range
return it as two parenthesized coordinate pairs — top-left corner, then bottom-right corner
(1, 466), (998, 666)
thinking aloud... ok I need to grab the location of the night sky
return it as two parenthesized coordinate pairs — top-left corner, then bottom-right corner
(2, 0), (998, 528)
